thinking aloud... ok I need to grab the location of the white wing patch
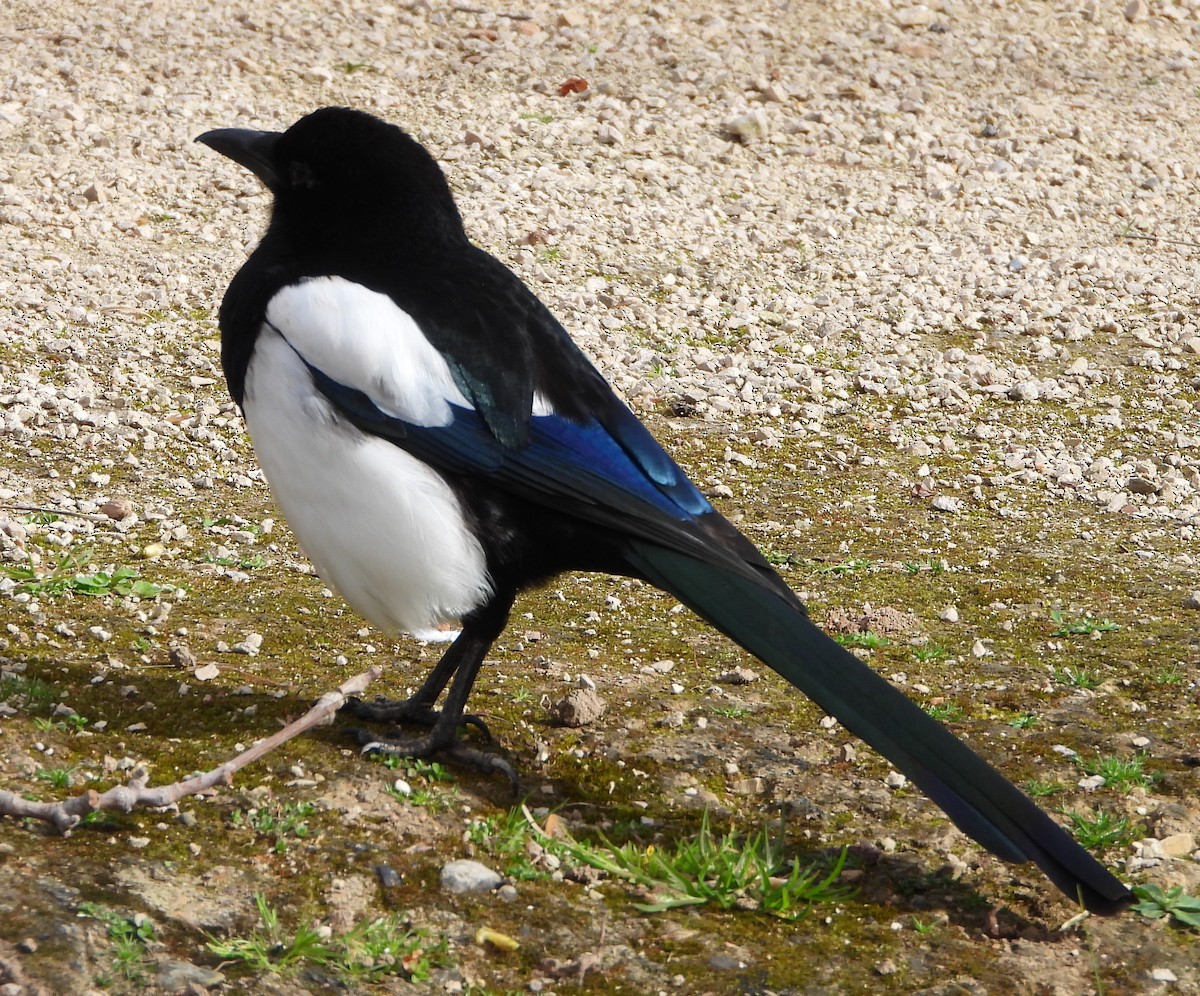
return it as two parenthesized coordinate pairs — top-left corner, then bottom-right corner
(243, 315), (492, 636)
(265, 275), (471, 426)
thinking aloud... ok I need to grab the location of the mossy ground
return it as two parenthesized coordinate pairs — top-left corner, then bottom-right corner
(2, 320), (1198, 993)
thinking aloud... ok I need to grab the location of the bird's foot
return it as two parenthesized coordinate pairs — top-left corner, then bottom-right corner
(352, 726), (519, 789)
(342, 695), (494, 740)
(342, 697), (517, 789)
(355, 729), (518, 789)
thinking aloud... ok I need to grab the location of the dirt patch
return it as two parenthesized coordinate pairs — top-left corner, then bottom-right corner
(823, 604), (922, 638)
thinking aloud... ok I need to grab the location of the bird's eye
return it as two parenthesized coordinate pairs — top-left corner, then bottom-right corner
(289, 160), (318, 190)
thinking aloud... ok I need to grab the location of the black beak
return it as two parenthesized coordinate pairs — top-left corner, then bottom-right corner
(196, 128), (283, 190)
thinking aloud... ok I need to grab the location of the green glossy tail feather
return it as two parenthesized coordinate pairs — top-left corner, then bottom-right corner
(626, 541), (1132, 916)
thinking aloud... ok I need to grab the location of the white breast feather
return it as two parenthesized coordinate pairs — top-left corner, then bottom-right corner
(243, 280), (493, 635)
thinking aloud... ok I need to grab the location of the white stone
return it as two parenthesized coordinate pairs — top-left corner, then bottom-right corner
(894, 5), (935, 27)
(722, 110), (769, 142)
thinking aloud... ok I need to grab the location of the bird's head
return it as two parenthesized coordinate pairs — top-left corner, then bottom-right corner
(196, 107), (466, 249)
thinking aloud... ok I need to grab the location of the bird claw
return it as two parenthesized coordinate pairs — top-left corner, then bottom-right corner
(440, 741), (520, 790)
(353, 727), (519, 792)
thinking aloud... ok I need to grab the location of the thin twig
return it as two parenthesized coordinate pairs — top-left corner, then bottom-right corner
(1, 505), (109, 523)
(0, 665), (383, 834)
(1116, 231), (1200, 249)
(451, 5), (533, 19)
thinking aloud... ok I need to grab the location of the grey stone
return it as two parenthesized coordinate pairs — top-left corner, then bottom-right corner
(440, 860), (502, 895)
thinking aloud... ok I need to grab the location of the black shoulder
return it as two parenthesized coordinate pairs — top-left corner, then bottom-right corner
(350, 247), (612, 449)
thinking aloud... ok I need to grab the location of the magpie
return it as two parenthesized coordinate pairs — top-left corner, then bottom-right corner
(197, 107), (1131, 915)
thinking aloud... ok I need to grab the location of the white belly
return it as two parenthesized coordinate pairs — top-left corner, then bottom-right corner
(242, 327), (493, 634)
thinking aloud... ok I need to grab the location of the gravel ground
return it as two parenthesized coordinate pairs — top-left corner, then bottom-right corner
(2, 1), (1200, 993)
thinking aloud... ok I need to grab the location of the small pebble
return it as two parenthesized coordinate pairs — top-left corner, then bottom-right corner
(894, 5), (935, 27)
(155, 960), (225, 991)
(729, 777), (765, 795)
(375, 864), (402, 888)
(440, 859), (502, 895)
(231, 633), (263, 656)
(551, 688), (605, 727)
(1125, 0), (1149, 21)
(99, 499), (133, 520)
(169, 645), (198, 669)
(1158, 833), (1195, 858)
(722, 109), (769, 142)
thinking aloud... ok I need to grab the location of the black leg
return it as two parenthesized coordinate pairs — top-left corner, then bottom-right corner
(344, 623), (494, 738)
(342, 594), (518, 785)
